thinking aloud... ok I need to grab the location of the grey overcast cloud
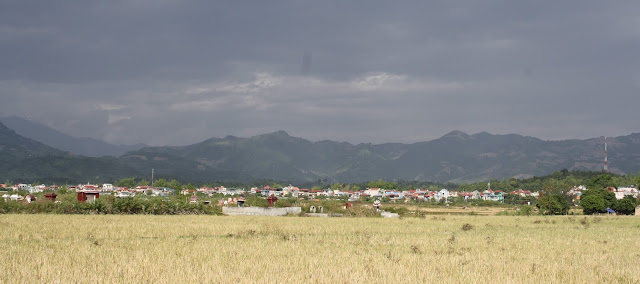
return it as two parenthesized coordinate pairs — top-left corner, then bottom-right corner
(1, 1), (639, 146)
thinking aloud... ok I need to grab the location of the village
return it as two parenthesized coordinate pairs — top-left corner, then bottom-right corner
(2, 181), (639, 206)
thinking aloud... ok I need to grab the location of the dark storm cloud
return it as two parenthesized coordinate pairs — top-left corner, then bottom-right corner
(1, 1), (638, 145)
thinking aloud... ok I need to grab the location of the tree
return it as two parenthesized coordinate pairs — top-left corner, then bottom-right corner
(613, 196), (638, 215)
(587, 174), (616, 190)
(508, 178), (519, 189)
(115, 178), (136, 188)
(154, 178), (169, 188)
(137, 179), (150, 187)
(580, 194), (606, 215)
(581, 188), (616, 215)
(504, 193), (536, 205)
(168, 180), (182, 191)
(57, 186), (70, 195)
(542, 178), (559, 193)
(535, 193), (569, 215)
(367, 179), (397, 189)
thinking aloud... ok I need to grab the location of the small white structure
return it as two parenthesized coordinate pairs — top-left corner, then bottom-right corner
(115, 191), (133, 198)
(24, 194), (35, 203)
(380, 211), (399, 218)
(435, 189), (450, 202)
(27, 185), (42, 194)
(102, 184), (114, 192)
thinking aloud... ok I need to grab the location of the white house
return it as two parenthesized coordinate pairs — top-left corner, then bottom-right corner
(611, 187), (638, 200)
(435, 189), (450, 202)
(27, 185), (43, 193)
(102, 184), (114, 192)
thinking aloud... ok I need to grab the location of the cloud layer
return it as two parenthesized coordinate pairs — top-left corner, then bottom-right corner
(1, 1), (639, 145)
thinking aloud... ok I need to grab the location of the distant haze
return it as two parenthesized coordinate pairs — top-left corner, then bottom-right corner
(1, 1), (639, 146)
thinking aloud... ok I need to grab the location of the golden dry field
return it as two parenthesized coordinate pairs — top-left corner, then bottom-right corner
(1, 214), (639, 283)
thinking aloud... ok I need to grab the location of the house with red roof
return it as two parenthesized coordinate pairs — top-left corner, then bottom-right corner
(309, 189), (324, 197)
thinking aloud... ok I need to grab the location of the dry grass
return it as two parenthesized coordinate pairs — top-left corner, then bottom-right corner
(404, 205), (514, 215)
(1, 215), (639, 283)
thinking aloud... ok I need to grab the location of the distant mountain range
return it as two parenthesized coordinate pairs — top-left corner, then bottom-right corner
(122, 130), (640, 183)
(0, 116), (147, 157)
(1, 119), (639, 184)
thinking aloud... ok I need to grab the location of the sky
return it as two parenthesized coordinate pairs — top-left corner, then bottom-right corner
(1, 1), (639, 146)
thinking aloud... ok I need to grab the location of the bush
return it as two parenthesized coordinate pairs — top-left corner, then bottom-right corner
(384, 206), (409, 215)
(0, 195), (222, 215)
(461, 223), (474, 231)
(343, 204), (380, 217)
(519, 205), (533, 216)
(275, 198), (296, 208)
(245, 196), (269, 207)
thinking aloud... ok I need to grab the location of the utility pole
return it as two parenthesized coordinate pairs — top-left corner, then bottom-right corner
(151, 168), (154, 186)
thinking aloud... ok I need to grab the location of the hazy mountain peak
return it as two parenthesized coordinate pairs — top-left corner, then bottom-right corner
(267, 130), (291, 137)
(472, 131), (492, 137)
(0, 121), (65, 160)
(0, 116), (147, 157)
(441, 130), (470, 139)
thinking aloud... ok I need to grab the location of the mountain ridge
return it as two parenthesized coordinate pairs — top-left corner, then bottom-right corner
(121, 130), (640, 183)
(0, 116), (147, 157)
(2, 121), (639, 184)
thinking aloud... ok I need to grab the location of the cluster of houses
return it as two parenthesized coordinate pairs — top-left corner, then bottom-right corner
(2, 182), (638, 205)
(0, 183), (58, 193)
(183, 185), (534, 203)
(0, 183), (175, 203)
(566, 185), (639, 203)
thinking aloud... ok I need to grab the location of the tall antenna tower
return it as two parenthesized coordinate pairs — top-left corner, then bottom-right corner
(603, 137), (608, 172)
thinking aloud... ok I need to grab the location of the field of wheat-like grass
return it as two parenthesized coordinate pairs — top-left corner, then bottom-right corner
(1, 214), (639, 283)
